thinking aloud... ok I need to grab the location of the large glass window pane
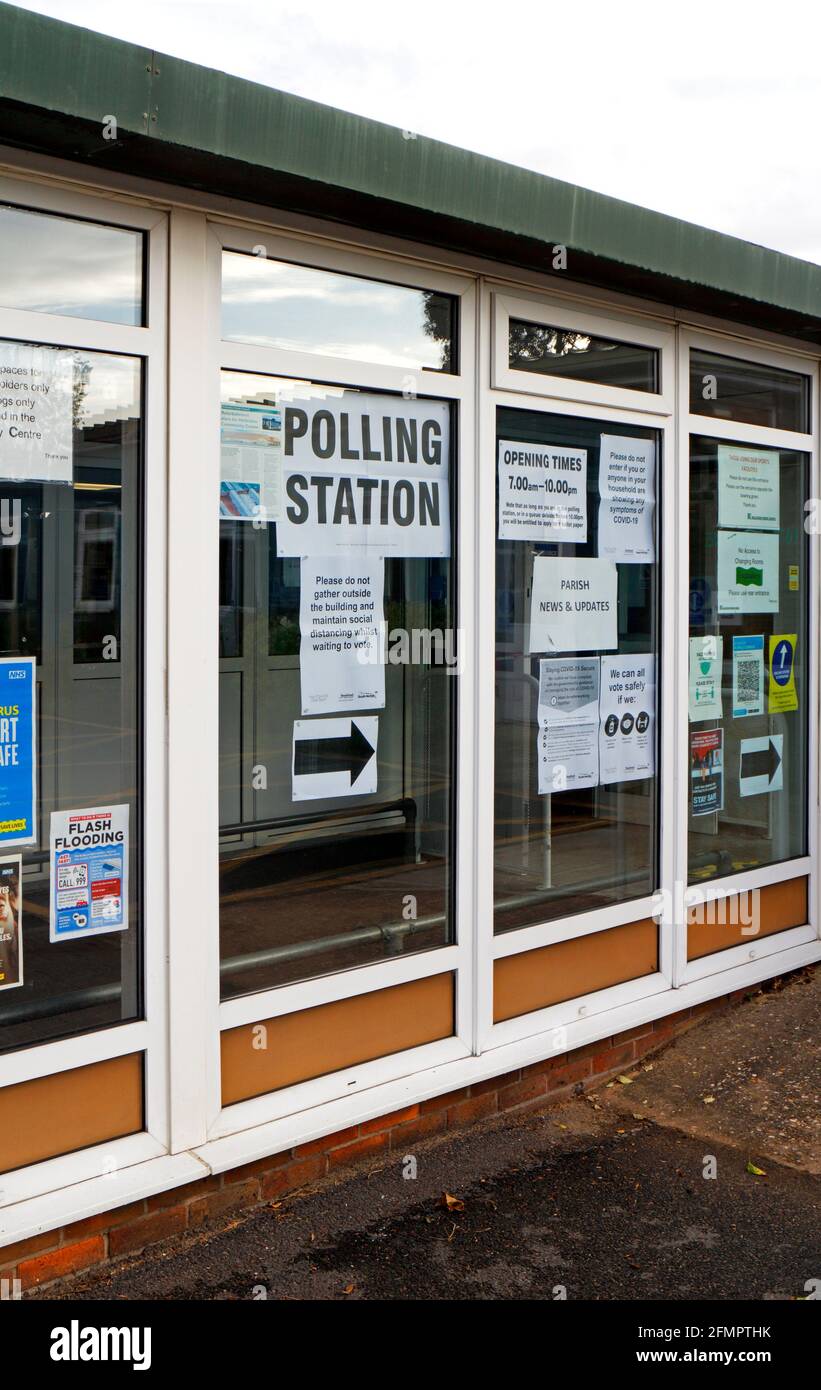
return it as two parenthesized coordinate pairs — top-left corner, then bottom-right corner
(508, 318), (658, 393)
(0, 205), (144, 325)
(688, 435), (808, 882)
(494, 409), (660, 933)
(221, 252), (455, 372)
(0, 342), (142, 1052)
(218, 372), (457, 995)
(690, 350), (809, 433)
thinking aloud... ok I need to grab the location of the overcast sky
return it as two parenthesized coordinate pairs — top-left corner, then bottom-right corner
(13, 0), (821, 264)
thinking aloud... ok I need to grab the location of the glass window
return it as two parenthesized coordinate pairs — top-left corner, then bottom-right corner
(0, 205), (144, 325)
(0, 342), (142, 1052)
(690, 350), (809, 432)
(218, 372), (457, 995)
(508, 318), (658, 392)
(494, 409), (660, 932)
(688, 435), (808, 882)
(221, 252), (456, 372)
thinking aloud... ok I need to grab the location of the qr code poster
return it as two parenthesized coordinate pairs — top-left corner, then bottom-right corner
(732, 635), (765, 719)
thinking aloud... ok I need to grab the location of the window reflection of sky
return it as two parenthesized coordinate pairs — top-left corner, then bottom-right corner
(0, 206), (143, 325)
(221, 251), (451, 370)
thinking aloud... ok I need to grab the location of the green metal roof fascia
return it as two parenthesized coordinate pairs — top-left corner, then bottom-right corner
(2, 1), (821, 324)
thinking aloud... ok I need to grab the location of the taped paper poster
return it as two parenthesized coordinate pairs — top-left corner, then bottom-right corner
(598, 654), (655, 785)
(688, 636), (723, 722)
(497, 439), (587, 542)
(0, 342), (73, 483)
(292, 717), (378, 801)
(690, 729), (724, 817)
(220, 401), (282, 521)
(732, 635), (765, 718)
(50, 805), (128, 942)
(528, 557), (618, 654)
(597, 434), (655, 563)
(276, 395), (450, 558)
(739, 735), (783, 797)
(717, 444), (779, 532)
(768, 634), (798, 713)
(536, 658), (599, 793)
(0, 656), (36, 848)
(717, 531), (779, 614)
(0, 854), (22, 991)
(299, 557), (385, 716)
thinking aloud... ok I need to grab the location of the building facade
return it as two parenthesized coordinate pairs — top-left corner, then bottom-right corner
(0, 3), (819, 1282)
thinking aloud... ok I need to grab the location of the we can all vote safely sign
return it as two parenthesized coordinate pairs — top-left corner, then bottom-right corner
(275, 394), (451, 558)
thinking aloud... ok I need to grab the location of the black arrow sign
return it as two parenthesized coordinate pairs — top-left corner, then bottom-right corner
(741, 738), (781, 785)
(294, 719), (375, 786)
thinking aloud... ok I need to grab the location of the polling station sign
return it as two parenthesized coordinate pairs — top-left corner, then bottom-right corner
(49, 805), (129, 942)
(274, 395), (450, 558)
(0, 656), (36, 848)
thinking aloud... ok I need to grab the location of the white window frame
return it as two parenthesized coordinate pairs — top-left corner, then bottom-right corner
(0, 174), (170, 1210)
(478, 281), (677, 1053)
(492, 290), (674, 416)
(673, 326), (819, 988)
(168, 219), (479, 1145)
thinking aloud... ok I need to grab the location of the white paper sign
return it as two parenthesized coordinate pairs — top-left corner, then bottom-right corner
(299, 557), (385, 716)
(528, 557), (618, 654)
(739, 734), (783, 797)
(599, 654), (655, 785)
(597, 434), (655, 563)
(718, 445), (779, 531)
(292, 716), (378, 801)
(0, 343), (73, 483)
(717, 531), (779, 614)
(688, 636), (723, 722)
(497, 439), (587, 542)
(536, 658), (599, 793)
(276, 395), (450, 558)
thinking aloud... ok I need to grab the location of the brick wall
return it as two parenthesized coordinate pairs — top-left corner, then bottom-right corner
(1, 986), (751, 1295)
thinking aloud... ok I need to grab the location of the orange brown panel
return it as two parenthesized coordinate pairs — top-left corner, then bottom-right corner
(221, 972), (455, 1106)
(687, 877), (808, 960)
(0, 1053), (143, 1175)
(493, 918), (658, 1024)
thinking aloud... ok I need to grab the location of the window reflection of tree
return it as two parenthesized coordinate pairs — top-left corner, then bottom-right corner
(508, 322), (603, 369)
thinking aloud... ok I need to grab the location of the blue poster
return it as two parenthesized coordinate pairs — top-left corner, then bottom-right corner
(0, 657), (36, 848)
(50, 804), (129, 942)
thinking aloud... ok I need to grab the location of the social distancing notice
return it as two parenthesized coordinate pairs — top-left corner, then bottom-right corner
(688, 636), (723, 722)
(292, 717), (378, 801)
(598, 655), (655, 785)
(276, 395), (450, 558)
(536, 658), (599, 793)
(299, 557), (385, 715)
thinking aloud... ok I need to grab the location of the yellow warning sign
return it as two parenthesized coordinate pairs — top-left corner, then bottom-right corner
(768, 634), (797, 713)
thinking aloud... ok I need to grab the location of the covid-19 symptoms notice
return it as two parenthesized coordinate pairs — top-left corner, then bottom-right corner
(275, 395), (450, 558)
